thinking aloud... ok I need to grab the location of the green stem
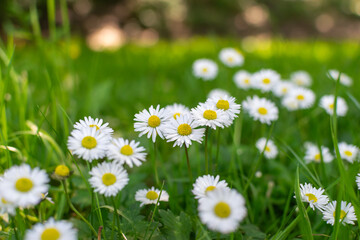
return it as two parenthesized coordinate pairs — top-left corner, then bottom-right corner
(214, 129), (221, 173)
(152, 141), (160, 186)
(145, 181), (165, 239)
(204, 127), (209, 174)
(62, 181), (98, 237)
(184, 145), (193, 183)
(111, 197), (122, 239)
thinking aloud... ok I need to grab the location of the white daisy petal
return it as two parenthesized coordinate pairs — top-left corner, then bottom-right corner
(219, 48), (244, 67)
(135, 187), (169, 207)
(319, 95), (348, 117)
(242, 96), (278, 125)
(322, 201), (357, 225)
(256, 138), (278, 159)
(193, 59), (218, 80)
(25, 218), (77, 240)
(296, 183), (329, 211)
(192, 175), (229, 199)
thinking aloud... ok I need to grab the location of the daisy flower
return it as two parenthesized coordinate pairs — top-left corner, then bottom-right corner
(233, 70), (252, 90)
(67, 126), (110, 162)
(107, 138), (147, 168)
(256, 138), (278, 159)
(328, 69), (353, 86)
(304, 142), (333, 163)
(134, 105), (171, 142)
(164, 114), (205, 148)
(207, 88), (230, 99)
(192, 175), (229, 199)
(89, 161), (129, 197)
(135, 186), (169, 207)
(25, 218), (77, 240)
(319, 95), (348, 117)
(356, 173), (360, 190)
(242, 96), (279, 125)
(192, 59), (218, 81)
(272, 81), (295, 97)
(0, 193), (16, 216)
(282, 87), (315, 111)
(198, 188), (247, 234)
(206, 95), (241, 123)
(0, 164), (49, 207)
(52, 165), (71, 180)
(252, 69), (280, 92)
(338, 142), (359, 163)
(74, 116), (113, 135)
(165, 103), (191, 119)
(298, 183), (329, 210)
(290, 71), (312, 87)
(191, 103), (229, 130)
(322, 201), (357, 225)
(219, 48), (244, 67)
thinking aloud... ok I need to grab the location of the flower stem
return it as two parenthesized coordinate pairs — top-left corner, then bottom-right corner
(62, 181), (98, 237)
(204, 127), (209, 174)
(184, 145), (193, 183)
(111, 197), (122, 239)
(214, 129), (221, 173)
(152, 141), (160, 186)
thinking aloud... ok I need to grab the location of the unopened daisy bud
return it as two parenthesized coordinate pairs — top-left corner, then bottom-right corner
(135, 187), (169, 207)
(192, 59), (218, 81)
(52, 165), (71, 180)
(219, 48), (244, 67)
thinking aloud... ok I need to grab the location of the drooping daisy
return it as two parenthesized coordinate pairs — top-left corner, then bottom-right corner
(242, 96), (279, 125)
(252, 69), (280, 92)
(89, 161), (129, 197)
(206, 95), (241, 124)
(74, 116), (113, 135)
(135, 186), (169, 207)
(165, 103), (191, 119)
(233, 70), (252, 90)
(322, 201), (357, 225)
(328, 69), (353, 86)
(192, 59), (218, 81)
(164, 114), (205, 148)
(67, 126), (110, 162)
(52, 165), (71, 181)
(256, 138), (278, 159)
(219, 48), (244, 67)
(107, 138), (147, 168)
(191, 103), (229, 130)
(356, 173), (360, 190)
(298, 183), (329, 210)
(134, 105), (171, 142)
(25, 218), (77, 240)
(304, 143), (333, 163)
(338, 142), (359, 163)
(319, 95), (348, 117)
(290, 71), (312, 87)
(198, 188), (247, 234)
(192, 175), (229, 199)
(281, 87), (315, 111)
(207, 88), (230, 99)
(272, 81), (295, 97)
(0, 164), (49, 207)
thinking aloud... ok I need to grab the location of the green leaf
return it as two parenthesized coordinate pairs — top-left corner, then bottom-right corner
(158, 209), (192, 240)
(241, 224), (266, 239)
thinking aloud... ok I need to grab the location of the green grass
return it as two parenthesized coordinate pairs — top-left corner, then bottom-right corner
(1, 35), (360, 239)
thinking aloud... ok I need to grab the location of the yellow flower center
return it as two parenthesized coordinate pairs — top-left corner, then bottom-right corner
(227, 57), (233, 62)
(148, 115), (160, 128)
(216, 100), (230, 110)
(258, 107), (268, 115)
(120, 145), (133, 156)
(282, 88), (288, 93)
(1, 198), (8, 204)
(297, 95), (305, 100)
(203, 110), (217, 120)
(214, 202), (231, 218)
(244, 79), (250, 84)
(173, 113), (181, 119)
(89, 124), (100, 130)
(205, 186), (216, 193)
(265, 146), (270, 152)
(202, 67), (208, 73)
(329, 103), (334, 109)
(296, 79), (303, 85)
(55, 165), (70, 177)
(177, 124), (192, 136)
(305, 193), (318, 203)
(333, 210), (347, 220)
(102, 173), (116, 186)
(262, 78), (271, 84)
(344, 150), (353, 156)
(314, 153), (321, 161)
(41, 228), (61, 240)
(15, 177), (33, 192)
(146, 190), (158, 200)
(81, 136), (97, 149)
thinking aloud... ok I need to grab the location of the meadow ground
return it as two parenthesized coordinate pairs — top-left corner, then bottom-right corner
(1, 37), (360, 239)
